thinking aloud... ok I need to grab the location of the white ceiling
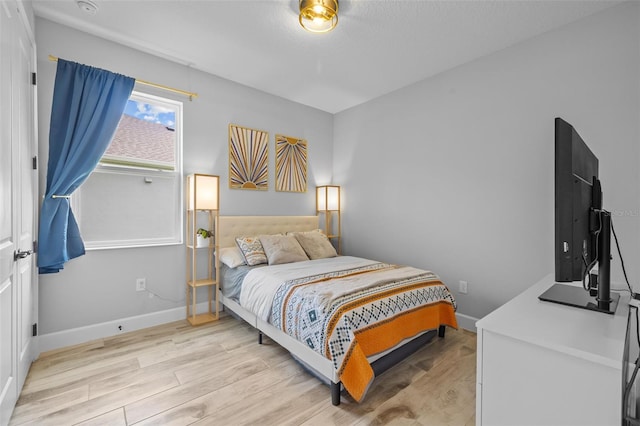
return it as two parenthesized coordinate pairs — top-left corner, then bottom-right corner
(32, 0), (622, 114)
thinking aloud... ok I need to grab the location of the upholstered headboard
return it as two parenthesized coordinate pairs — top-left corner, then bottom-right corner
(218, 216), (319, 248)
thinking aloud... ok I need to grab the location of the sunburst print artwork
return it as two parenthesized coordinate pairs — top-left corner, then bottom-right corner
(229, 124), (269, 190)
(275, 134), (307, 193)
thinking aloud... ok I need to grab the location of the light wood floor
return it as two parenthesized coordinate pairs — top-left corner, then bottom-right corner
(10, 313), (476, 425)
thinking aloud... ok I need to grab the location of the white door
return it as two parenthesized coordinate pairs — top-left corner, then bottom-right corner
(15, 1), (37, 395)
(0, 2), (18, 423)
(0, 1), (37, 424)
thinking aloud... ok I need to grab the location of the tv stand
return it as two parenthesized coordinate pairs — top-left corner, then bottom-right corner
(476, 274), (629, 425)
(542, 209), (617, 314)
(539, 282), (620, 314)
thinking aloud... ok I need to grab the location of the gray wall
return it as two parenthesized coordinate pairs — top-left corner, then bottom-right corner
(333, 2), (640, 320)
(36, 18), (334, 334)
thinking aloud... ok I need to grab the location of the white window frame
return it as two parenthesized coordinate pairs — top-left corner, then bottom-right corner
(74, 91), (184, 250)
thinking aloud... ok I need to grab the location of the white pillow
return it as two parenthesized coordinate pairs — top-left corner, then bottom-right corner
(217, 247), (246, 268)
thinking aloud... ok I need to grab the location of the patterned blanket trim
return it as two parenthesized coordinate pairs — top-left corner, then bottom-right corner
(323, 276), (454, 361)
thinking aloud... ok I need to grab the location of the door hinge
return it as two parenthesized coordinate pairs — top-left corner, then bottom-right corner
(32, 323), (37, 337)
(32, 156), (37, 170)
(31, 72), (36, 86)
(33, 240), (37, 253)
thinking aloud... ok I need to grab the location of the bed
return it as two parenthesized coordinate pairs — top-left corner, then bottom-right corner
(217, 215), (457, 405)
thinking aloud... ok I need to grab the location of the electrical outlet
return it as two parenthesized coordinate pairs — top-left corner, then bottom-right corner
(136, 278), (146, 292)
(459, 280), (468, 294)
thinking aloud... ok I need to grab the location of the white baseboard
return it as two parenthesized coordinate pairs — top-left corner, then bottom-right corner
(456, 312), (478, 333)
(37, 304), (478, 355)
(37, 302), (208, 355)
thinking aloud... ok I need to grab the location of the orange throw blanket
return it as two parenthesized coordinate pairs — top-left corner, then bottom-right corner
(271, 263), (457, 401)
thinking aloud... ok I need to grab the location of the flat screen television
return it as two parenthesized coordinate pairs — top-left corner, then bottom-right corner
(538, 117), (619, 314)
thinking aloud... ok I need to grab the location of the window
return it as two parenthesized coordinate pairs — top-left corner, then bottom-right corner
(75, 91), (183, 249)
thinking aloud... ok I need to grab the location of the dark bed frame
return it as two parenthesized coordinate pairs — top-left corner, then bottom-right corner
(257, 324), (447, 405)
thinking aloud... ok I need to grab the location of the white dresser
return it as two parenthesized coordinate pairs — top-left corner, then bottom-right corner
(476, 274), (630, 426)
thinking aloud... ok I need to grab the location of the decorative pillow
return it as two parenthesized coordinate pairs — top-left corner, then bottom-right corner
(217, 247), (246, 268)
(259, 234), (309, 265)
(294, 230), (338, 260)
(235, 236), (268, 266)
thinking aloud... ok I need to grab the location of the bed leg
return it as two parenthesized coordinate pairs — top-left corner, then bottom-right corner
(330, 382), (341, 406)
(438, 325), (446, 338)
(258, 332), (263, 345)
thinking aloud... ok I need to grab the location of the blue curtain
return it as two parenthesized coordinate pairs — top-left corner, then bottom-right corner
(38, 59), (134, 274)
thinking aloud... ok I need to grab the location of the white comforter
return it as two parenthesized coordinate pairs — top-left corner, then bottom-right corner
(239, 256), (379, 321)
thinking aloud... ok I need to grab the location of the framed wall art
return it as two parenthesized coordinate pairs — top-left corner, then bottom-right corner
(229, 124), (269, 190)
(275, 134), (307, 193)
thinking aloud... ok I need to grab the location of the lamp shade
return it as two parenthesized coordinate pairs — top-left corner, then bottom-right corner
(316, 185), (340, 211)
(187, 174), (219, 211)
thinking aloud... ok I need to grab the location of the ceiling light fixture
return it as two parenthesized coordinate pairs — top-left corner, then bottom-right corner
(299, 0), (339, 33)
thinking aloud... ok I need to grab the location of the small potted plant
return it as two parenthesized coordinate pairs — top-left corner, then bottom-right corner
(195, 228), (213, 248)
